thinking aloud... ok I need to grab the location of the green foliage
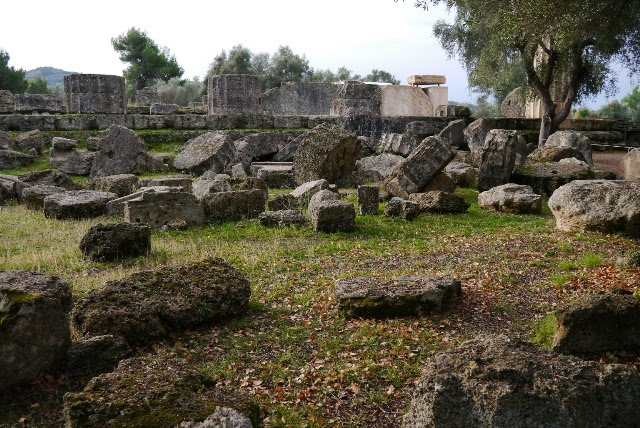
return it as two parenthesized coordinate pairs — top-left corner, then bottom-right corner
(580, 252), (604, 268)
(111, 28), (184, 96)
(25, 66), (76, 87)
(262, 46), (313, 89)
(25, 77), (51, 94)
(363, 69), (401, 85)
(207, 45), (254, 76)
(0, 49), (28, 93)
(573, 106), (596, 119)
(471, 94), (500, 117)
(422, 0), (640, 143)
(154, 77), (203, 106)
(623, 86), (640, 111)
(596, 99), (632, 120)
(531, 313), (556, 348)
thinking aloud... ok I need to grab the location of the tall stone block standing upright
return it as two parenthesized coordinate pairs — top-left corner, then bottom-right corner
(64, 74), (127, 114)
(208, 75), (262, 115)
(357, 185), (379, 215)
(477, 129), (524, 192)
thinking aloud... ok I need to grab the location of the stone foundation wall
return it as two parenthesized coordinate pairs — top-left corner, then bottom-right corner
(64, 74), (127, 114)
(262, 82), (339, 115)
(208, 75), (262, 115)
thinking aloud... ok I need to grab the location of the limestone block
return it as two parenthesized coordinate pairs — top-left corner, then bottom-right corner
(357, 185), (379, 216)
(14, 94), (64, 113)
(124, 190), (204, 229)
(43, 190), (118, 219)
(407, 75), (446, 85)
(208, 74), (261, 115)
(64, 74), (126, 114)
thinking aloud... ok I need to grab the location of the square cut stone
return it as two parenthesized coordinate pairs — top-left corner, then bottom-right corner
(407, 75), (446, 86)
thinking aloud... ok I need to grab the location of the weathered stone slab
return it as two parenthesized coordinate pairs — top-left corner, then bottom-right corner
(106, 186), (184, 216)
(308, 190), (354, 233)
(377, 133), (418, 157)
(407, 75), (446, 85)
(553, 293), (640, 355)
(443, 161), (477, 187)
(15, 170), (81, 201)
(500, 87), (525, 118)
(384, 136), (454, 199)
(49, 148), (94, 175)
(548, 180), (640, 236)
(201, 189), (267, 223)
(90, 125), (150, 177)
(15, 129), (45, 154)
(150, 103), (179, 115)
(512, 162), (595, 197)
(79, 222), (151, 262)
(355, 153), (404, 184)
(437, 119), (466, 147)
(336, 276), (461, 318)
(173, 131), (236, 176)
(51, 137), (77, 150)
(380, 86), (435, 117)
(0, 149), (34, 169)
(43, 190), (118, 219)
(268, 193), (298, 211)
(124, 190), (204, 229)
(0, 130), (13, 150)
(0, 90), (14, 113)
(14, 94), (64, 113)
(88, 174), (139, 197)
(208, 74), (261, 115)
(258, 210), (305, 228)
(526, 145), (587, 164)
(134, 87), (161, 106)
(547, 130), (593, 167)
(293, 123), (359, 185)
(290, 178), (329, 206)
(21, 184), (66, 210)
(64, 74), (126, 114)
(384, 197), (421, 220)
(403, 335), (640, 428)
(140, 175), (192, 191)
(423, 171), (456, 193)
(409, 191), (470, 214)
(478, 183), (542, 214)
(477, 129), (525, 192)
(0, 271), (72, 390)
(623, 147), (640, 181)
(357, 185), (379, 215)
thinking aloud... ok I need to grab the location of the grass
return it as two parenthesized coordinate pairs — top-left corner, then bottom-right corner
(1, 183), (639, 427)
(531, 313), (556, 348)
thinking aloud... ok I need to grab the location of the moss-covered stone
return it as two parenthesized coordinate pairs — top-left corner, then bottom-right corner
(72, 258), (251, 345)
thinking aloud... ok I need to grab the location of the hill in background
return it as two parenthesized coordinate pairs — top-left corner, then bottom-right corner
(25, 67), (78, 87)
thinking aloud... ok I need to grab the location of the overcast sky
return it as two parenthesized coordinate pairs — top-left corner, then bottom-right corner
(1, 0), (635, 108)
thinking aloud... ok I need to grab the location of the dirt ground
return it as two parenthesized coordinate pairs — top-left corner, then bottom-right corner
(593, 150), (627, 177)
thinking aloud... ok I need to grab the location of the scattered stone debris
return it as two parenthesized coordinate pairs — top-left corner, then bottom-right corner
(478, 183), (542, 214)
(79, 222), (151, 262)
(384, 197), (421, 220)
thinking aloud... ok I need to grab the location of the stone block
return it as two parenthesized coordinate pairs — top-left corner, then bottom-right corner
(49, 148), (94, 175)
(290, 179), (329, 206)
(208, 74), (261, 115)
(64, 74), (127, 114)
(357, 185), (379, 215)
(262, 82), (339, 115)
(409, 191), (470, 214)
(134, 87), (161, 106)
(384, 197), (421, 220)
(477, 129), (525, 192)
(43, 190), (118, 219)
(80, 222), (151, 262)
(88, 174), (139, 197)
(14, 94), (64, 113)
(173, 131), (236, 176)
(258, 210), (305, 228)
(90, 125), (150, 177)
(310, 199), (355, 233)
(21, 184), (66, 210)
(336, 275), (461, 318)
(0, 149), (34, 169)
(201, 189), (267, 223)
(478, 183), (542, 214)
(623, 148), (640, 181)
(140, 175), (192, 192)
(150, 103), (179, 115)
(380, 86), (434, 117)
(52, 137), (77, 150)
(407, 75), (446, 85)
(124, 190), (204, 229)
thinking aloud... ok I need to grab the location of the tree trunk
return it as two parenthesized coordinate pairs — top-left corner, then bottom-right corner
(538, 100), (557, 146)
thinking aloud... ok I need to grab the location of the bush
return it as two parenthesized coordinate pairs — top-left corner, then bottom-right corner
(154, 77), (204, 106)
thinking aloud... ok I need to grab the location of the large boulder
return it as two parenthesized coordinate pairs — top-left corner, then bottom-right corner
(444, 161), (477, 187)
(292, 123), (360, 185)
(511, 162), (595, 197)
(49, 147), (95, 176)
(71, 258), (251, 345)
(384, 136), (455, 199)
(173, 131), (236, 176)
(0, 271), (72, 390)
(477, 129), (526, 192)
(0, 149), (34, 169)
(336, 276), (462, 318)
(463, 118), (491, 153)
(308, 190), (355, 233)
(201, 190), (267, 223)
(90, 125), (150, 178)
(553, 293), (640, 355)
(21, 184), (66, 210)
(79, 222), (151, 262)
(15, 130), (45, 154)
(478, 183), (542, 214)
(43, 190), (118, 219)
(409, 191), (470, 214)
(437, 119), (466, 147)
(547, 131), (593, 167)
(63, 355), (257, 428)
(548, 180), (640, 236)
(622, 147), (640, 181)
(403, 334), (640, 427)
(355, 153), (404, 183)
(526, 145), (587, 165)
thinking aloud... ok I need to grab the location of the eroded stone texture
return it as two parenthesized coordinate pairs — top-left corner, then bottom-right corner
(21, 185), (66, 210)
(512, 162), (595, 197)
(15, 130), (45, 154)
(500, 87), (525, 118)
(0, 271), (72, 390)
(357, 185), (379, 215)
(88, 174), (139, 197)
(384, 197), (421, 220)
(258, 210), (305, 228)
(548, 180), (640, 236)
(43, 190), (118, 219)
(80, 222), (151, 262)
(90, 125), (150, 177)
(14, 94), (64, 113)
(437, 119), (466, 147)
(0, 90), (14, 113)
(355, 153), (404, 183)
(308, 190), (355, 233)
(124, 190), (204, 229)
(403, 334), (640, 428)
(0, 130), (13, 150)
(15, 170), (81, 201)
(140, 175), (192, 191)
(293, 123), (359, 185)
(478, 183), (542, 214)
(150, 103), (179, 115)
(262, 82), (339, 115)
(49, 147), (94, 175)
(208, 74), (262, 115)
(268, 193), (298, 211)
(64, 74), (126, 114)
(384, 136), (454, 199)
(623, 148), (640, 181)
(173, 131), (236, 176)
(65, 335), (131, 378)
(336, 276), (462, 318)
(444, 161), (477, 187)
(477, 129), (525, 192)
(201, 190), (267, 223)
(409, 191), (470, 214)
(0, 149), (34, 169)
(71, 258), (251, 345)
(547, 130), (593, 167)
(526, 145), (587, 164)
(330, 81), (381, 116)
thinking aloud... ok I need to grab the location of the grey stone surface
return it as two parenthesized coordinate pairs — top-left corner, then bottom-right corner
(268, 193), (298, 211)
(149, 103), (179, 115)
(134, 87), (161, 106)
(106, 186), (183, 216)
(14, 94), (64, 113)
(434, 104), (471, 117)
(526, 145), (588, 164)
(357, 185), (379, 215)
(403, 334), (640, 428)
(258, 210), (305, 228)
(273, 132), (305, 162)
(330, 81), (381, 116)
(201, 189), (267, 223)
(262, 82), (339, 115)
(90, 125), (150, 177)
(437, 119), (466, 147)
(500, 87), (525, 117)
(409, 191), (470, 214)
(21, 184), (66, 210)
(52, 137), (77, 151)
(178, 407), (253, 428)
(336, 276), (461, 318)
(173, 131), (236, 176)
(293, 123), (359, 185)
(80, 222), (151, 262)
(355, 153), (404, 183)
(0, 271), (72, 390)
(0, 90), (14, 113)
(66, 335), (132, 379)
(377, 133), (419, 157)
(49, 147), (94, 175)
(623, 147), (640, 181)
(208, 74), (261, 115)
(444, 161), (477, 187)
(548, 180), (640, 236)
(0, 176), (17, 203)
(463, 118), (491, 153)
(290, 179), (329, 206)
(88, 174), (139, 197)
(310, 199), (355, 233)
(423, 171), (457, 193)
(384, 136), (454, 199)
(0, 149), (34, 169)
(15, 170), (81, 201)
(86, 136), (100, 151)
(384, 197), (421, 220)
(478, 183), (542, 214)
(125, 190), (205, 229)
(140, 175), (192, 191)
(64, 74), (127, 114)
(553, 293), (640, 355)
(512, 162), (595, 197)
(72, 258), (250, 345)
(44, 190), (118, 219)
(15, 129), (45, 154)
(256, 165), (295, 188)
(547, 130), (593, 167)
(477, 129), (526, 192)
(0, 130), (13, 150)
